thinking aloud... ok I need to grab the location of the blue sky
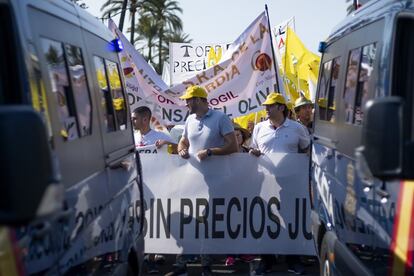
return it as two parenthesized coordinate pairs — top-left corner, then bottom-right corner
(83, 0), (349, 53)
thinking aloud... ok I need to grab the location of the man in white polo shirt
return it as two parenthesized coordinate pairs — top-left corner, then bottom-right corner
(167, 85), (237, 276)
(132, 106), (176, 152)
(250, 92), (310, 156)
(249, 92), (310, 275)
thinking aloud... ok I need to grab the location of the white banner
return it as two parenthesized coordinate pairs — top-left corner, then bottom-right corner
(140, 150), (316, 255)
(273, 17), (295, 71)
(169, 42), (229, 86)
(109, 11), (283, 126)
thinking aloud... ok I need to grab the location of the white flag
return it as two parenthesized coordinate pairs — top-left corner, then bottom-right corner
(169, 42), (230, 85)
(273, 17), (295, 70)
(109, 12), (283, 125)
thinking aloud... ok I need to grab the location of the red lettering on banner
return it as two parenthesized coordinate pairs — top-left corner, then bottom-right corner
(157, 94), (175, 104)
(209, 91), (239, 106)
(278, 37), (285, 49)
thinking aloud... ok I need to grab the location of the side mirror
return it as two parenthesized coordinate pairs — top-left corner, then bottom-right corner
(0, 106), (61, 225)
(357, 97), (403, 179)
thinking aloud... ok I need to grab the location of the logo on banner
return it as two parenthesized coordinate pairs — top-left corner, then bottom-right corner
(123, 67), (134, 78)
(251, 51), (272, 71)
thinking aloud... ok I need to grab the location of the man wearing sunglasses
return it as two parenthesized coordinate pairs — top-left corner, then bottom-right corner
(168, 86), (237, 276)
(177, 85), (238, 161)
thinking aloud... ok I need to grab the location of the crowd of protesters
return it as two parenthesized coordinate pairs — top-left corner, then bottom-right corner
(133, 85), (315, 275)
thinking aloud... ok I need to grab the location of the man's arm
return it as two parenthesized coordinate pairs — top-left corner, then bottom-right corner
(211, 132), (238, 155)
(155, 140), (178, 154)
(248, 123), (262, 157)
(177, 136), (190, 159)
(197, 132), (238, 160)
(298, 124), (310, 153)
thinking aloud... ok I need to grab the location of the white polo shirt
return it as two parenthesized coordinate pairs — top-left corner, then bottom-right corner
(251, 118), (310, 154)
(134, 129), (174, 148)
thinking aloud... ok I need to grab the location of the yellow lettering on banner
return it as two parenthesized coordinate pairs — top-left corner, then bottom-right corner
(239, 42), (248, 53)
(213, 64), (225, 76)
(231, 65), (241, 79)
(231, 51), (240, 62)
(196, 71), (210, 83)
(207, 47), (222, 67)
(259, 23), (269, 39)
(250, 35), (259, 44)
(250, 23), (269, 45)
(205, 82), (216, 93)
(204, 65), (240, 93)
(216, 75), (226, 87)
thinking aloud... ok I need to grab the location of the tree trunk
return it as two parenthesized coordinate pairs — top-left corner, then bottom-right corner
(148, 38), (152, 62)
(158, 27), (163, 74)
(130, 10), (135, 44)
(118, 0), (128, 31)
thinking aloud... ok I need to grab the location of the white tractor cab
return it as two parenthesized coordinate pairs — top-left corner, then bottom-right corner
(311, 0), (414, 275)
(0, 0), (144, 275)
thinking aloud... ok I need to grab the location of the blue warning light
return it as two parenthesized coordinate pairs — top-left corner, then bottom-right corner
(110, 38), (123, 52)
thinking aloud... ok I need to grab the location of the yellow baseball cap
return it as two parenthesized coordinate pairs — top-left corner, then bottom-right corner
(112, 97), (125, 111)
(262, 92), (286, 105)
(294, 96), (313, 109)
(317, 98), (328, 108)
(179, 85), (208, 100)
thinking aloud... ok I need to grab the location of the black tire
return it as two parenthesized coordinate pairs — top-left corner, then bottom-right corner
(127, 252), (140, 276)
(320, 234), (333, 276)
(127, 262), (138, 276)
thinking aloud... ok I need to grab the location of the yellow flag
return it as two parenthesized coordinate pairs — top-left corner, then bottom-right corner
(233, 110), (267, 129)
(281, 27), (320, 101)
(206, 47), (223, 67)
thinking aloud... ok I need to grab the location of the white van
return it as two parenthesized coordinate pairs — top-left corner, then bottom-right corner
(311, 0), (414, 275)
(0, 0), (144, 274)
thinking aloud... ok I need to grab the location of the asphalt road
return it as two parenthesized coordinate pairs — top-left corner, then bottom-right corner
(143, 254), (320, 275)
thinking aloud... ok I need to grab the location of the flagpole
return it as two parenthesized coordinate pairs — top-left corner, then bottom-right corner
(293, 16), (296, 33)
(265, 4), (280, 93)
(283, 23), (289, 97)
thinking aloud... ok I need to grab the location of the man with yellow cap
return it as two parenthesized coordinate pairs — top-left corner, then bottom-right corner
(177, 85), (238, 160)
(168, 85), (238, 276)
(249, 92), (310, 275)
(294, 96), (314, 133)
(249, 92), (310, 156)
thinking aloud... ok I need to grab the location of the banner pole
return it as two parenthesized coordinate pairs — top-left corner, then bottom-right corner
(293, 16), (296, 32)
(265, 4), (280, 93)
(283, 25), (289, 100)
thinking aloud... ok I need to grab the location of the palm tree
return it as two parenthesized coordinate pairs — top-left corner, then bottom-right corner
(160, 30), (192, 63)
(101, 0), (143, 42)
(165, 31), (192, 44)
(119, 0), (128, 31)
(133, 15), (159, 64)
(141, 0), (183, 73)
(45, 45), (63, 65)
